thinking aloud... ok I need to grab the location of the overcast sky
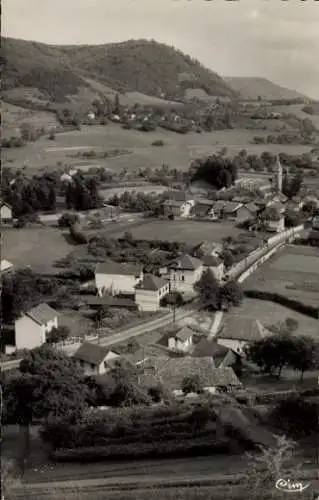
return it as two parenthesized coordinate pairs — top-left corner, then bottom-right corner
(3, 0), (319, 98)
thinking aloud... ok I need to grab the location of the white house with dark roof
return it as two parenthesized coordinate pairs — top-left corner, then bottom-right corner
(73, 342), (120, 376)
(0, 202), (13, 224)
(217, 320), (271, 355)
(167, 325), (195, 352)
(164, 254), (203, 293)
(95, 261), (143, 296)
(135, 274), (169, 311)
(202, 255), (224, 282)
(15, 303), (58, 350)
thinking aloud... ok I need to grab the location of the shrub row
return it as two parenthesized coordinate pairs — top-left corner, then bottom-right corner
(51, 436), (233, 462)
(244, 289), (318, 319)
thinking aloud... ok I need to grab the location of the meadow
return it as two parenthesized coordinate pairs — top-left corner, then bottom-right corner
(243, 245), (319, 308)
(3, 123), (314, 174)
(107, 219), (260, 246)
(2, 227), (74, 271)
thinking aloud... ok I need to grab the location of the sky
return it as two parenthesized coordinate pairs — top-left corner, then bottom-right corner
(3, 0), (319, 99)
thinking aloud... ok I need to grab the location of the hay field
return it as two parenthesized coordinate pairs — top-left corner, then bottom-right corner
(244, 245), (319, 308)
(3, 123), (313, 174)
(2, 102), (60, 138)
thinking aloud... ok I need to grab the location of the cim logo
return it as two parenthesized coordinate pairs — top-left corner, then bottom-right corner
(275, 478), (310, 493)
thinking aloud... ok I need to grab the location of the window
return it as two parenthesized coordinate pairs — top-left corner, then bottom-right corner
(181, 275), (185, 281)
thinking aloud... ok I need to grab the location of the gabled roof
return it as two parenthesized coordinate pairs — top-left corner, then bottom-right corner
(218, 350), (239, 368)
(24, 303), (58, 326)
(154, 357), (240, 390)
(0, 201), (12, 209)
(123, 349), (149, 366)
(169, 325), (195, 343)
(96, 261), (142, 276)
(223, 202), (243, 214)
(212, 200), (226, 211)
(202, 255), (223, 267)
(73, 342), (116, 366)
(171, 254), (202, 271)
(191, 339), (228, 359)
(217, 320), (270, 342)
(192, 240), (222, 258)
(135, 274), (167, 291)
(244, 202), (259, 213)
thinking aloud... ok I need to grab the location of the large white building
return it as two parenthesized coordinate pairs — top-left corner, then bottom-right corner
(95, 262), (143, 296)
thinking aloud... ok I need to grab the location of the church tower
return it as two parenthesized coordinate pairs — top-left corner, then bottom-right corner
(273, 154), (283, 193)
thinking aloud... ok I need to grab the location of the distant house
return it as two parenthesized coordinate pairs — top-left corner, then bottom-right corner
(95, 262), (143, 296)
(202, 255), (224, 282)
(163, 198), (195, 218)
(192, 240), (223, 259)
(167, 325), (195, 352)
(209, 200), (225, 218)
(192, 199), (214, 217)
(236, 202), (260, 223)
(222, 202), (244, 221)
(73, 342), (120, 376)
(15, 303), (58, 351)
(216, 320), (270, 355)
(135, 274), (169, 311)
(267, 201), (286, 214)
(262, 206), (285, 232)
(87, 111), (95, 120)
(1, 259), (14, 275)
(0, 202), (13, 224)
(144, 356), (241, 396)
(165, 254), (203, 293)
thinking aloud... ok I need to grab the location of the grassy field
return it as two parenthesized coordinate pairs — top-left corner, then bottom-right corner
(3, 123), (314, 174)
(107, 219), (261, 245)
(2, 102), (60, 139)
(2, 227), (74, 271)
(223, 297), (319, 342)
(243, 245), (319, 308)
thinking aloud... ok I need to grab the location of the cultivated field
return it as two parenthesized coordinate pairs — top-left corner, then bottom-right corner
(243, 244), (319, 308)
(2, 228), (74, 271)
(108, 219), (260, 245)
(3, 123), (314, 174)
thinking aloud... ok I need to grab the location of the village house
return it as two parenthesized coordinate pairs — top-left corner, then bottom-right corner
(164, 254), (203, 294)
(73, 342), (120, 376)
(192, 240), (223, 259)
(95, 261), (143, 297)
(0, 202), (13, 224)
(142, 356), (241, 396)
(261, 206), (285, 233)
(15, 303), (58, 351)
(135, 274), (169, 312)
(216, 319), (270, 356)
(191, 199), (214, 218)
(163, 198), (195, 218)
(222, 201), (244, 221)
(209, 200), (225, 219)
(236, 202), (260, 223)
(202, 255), (225, 282)
(167, 325), (195, 352)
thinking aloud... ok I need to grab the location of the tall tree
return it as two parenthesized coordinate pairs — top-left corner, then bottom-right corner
(194, 268), (220, 310)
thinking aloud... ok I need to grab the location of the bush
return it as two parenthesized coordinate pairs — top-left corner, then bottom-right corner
(58, 212), (80, 227)
(151, 140), (165, 147)
(244, 289), (318, 319)
(69, 224), (88, 244)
